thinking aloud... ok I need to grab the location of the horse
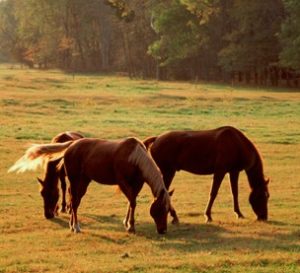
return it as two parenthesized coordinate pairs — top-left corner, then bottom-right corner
(8, 131), (84, 218)
(38, 131), (84, 216)
(143, 126), (269, 223)
(9, 137), (172, 234)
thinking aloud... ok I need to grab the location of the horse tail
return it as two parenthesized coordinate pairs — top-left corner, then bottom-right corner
(143, 136), (157, 150)
(128, 141), (165, 197)
(8, 141), (74, 173)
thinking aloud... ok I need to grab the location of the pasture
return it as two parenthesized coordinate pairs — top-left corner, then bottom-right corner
(0, 65), (300, 273)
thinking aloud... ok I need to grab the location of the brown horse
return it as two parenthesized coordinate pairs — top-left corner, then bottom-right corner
(143, 126), (269, 223)
(8, 131), (84, 218)
(9, 137), (171, 234)
(38, 131), (84, 217)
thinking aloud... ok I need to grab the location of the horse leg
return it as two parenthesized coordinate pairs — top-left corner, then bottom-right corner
(123, 203), (130, 229)
(204, 171), (226, 223)
(229, 171), (244, 219)
(123, 198), (136, 233)
(163, 169), (179, 225)
(59, 169), (67, 213)
(127, 199), (136, 233)
(67, 187), (72, 214)
(119, 181), (142, 233)
(69, 177), (89, 233)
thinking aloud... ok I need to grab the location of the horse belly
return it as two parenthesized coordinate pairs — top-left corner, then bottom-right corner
(84, 162), (117, 185)
(179, 160), (214, 175)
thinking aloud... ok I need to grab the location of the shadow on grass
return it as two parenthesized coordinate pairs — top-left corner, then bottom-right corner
(49, 212), (300, 254)
(50, 216), (69, 229)
(50, 212), (124, 231)
(136, 219), (300, 254)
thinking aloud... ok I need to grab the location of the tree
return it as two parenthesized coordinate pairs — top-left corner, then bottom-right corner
(279, 0), (300, 70)
(1, 0), (297, 87)
(148, 0), (233, 81)
(219, 0), (284, 84)
(0, 0), (26, 64)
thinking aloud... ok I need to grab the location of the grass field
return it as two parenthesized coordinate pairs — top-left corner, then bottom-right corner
(0, 65), (300, 273)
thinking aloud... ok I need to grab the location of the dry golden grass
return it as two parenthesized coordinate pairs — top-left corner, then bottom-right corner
(0, 65), (300, 272)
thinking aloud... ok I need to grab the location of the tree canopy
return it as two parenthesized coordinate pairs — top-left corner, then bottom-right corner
(0, 0), (299, 86)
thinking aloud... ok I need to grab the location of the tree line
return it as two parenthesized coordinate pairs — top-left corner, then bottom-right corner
(0, 0), (299, 86)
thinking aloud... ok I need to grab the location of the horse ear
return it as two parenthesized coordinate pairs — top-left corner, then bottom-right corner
(37, 177), (44, 185)
(265, 178), (270, 185)
(169, 189), (175, 197)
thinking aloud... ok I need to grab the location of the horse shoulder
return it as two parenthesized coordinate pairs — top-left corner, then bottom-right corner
(217, 127), (257, 169)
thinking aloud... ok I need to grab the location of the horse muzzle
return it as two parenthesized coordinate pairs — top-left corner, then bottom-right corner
(44, 210), (55, 219)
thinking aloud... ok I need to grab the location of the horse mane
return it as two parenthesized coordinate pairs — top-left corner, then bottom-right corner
(8, 141), (73, 173)
(128, 139), (166, 197)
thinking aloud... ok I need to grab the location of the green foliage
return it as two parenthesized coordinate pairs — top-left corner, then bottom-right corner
(105, 0), (135, 22)
(279, 0), (300, 70)
(149, 0), (200, 65)
(219, 0), (283, 73)
(150, 0), (235, 80)
(0, 0), (23, 62)
(0, 0), (299, 84)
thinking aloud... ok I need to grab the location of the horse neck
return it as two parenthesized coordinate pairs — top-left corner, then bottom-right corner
(128, 143), (166, 198)
(245, 153), (266, 191)
(43, 160), (60, 191)
(146, 167), (166, 198)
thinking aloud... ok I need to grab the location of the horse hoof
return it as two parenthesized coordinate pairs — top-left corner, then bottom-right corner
(126, 226), (135, 234)
(205, 216), (213, 223)
(123, 219), (128, 229)
(72, 223), (81, 233)
(73, 227), (81, 233)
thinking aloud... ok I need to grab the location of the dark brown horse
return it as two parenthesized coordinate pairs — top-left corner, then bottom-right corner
(143, 126), (269, 223)
(9, 137), (171, 234)
(38, 131), (84, 217)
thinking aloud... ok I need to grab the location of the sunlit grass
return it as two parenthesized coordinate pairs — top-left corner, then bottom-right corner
(0, 64), (300, 272)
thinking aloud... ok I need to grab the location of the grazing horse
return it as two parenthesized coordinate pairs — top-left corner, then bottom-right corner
(38, 131), (84, 216)
(9, 137), (171, 234)
(143, 126), (269, 223)
(8, 131), (84, 218)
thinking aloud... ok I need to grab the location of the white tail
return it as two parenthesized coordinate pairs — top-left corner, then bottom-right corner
(8, 141), (74, 173)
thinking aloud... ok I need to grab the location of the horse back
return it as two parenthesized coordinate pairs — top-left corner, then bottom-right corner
(63, 138), (142, 185)
(150, 126), (258, 174)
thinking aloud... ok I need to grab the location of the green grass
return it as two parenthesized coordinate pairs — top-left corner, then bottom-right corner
(0, 64), (300, 273)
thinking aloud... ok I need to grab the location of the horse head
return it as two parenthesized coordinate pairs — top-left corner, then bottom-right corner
(249, 178), (270, 221)
(37, 177), (59, 219)
(150, 189), (173, 234)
